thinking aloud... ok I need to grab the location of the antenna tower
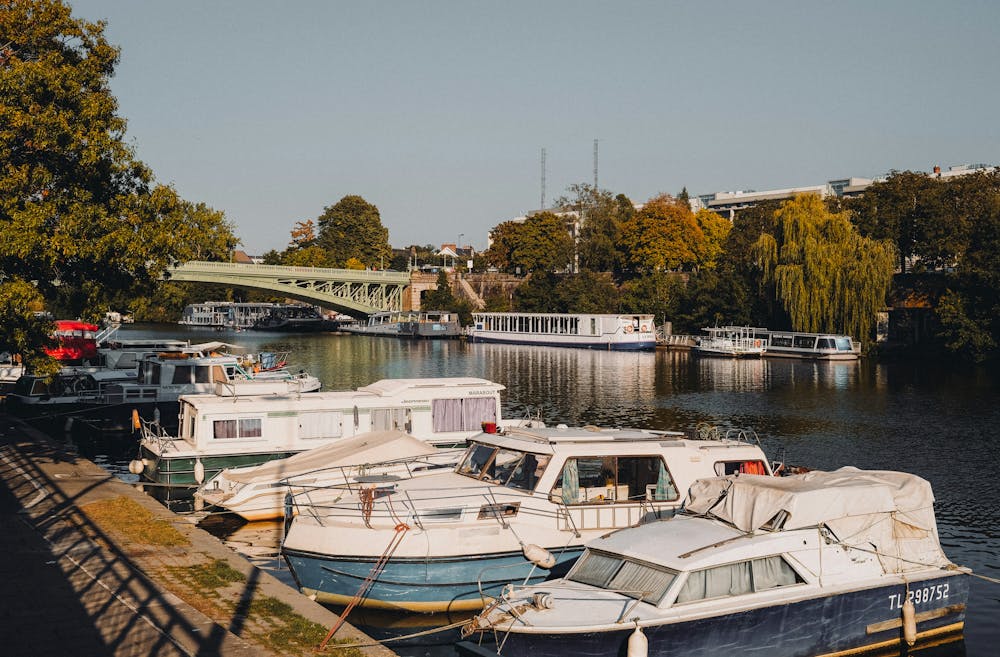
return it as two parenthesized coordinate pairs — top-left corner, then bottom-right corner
(593, 139), (599, 190)
(540, 148), (546, 210)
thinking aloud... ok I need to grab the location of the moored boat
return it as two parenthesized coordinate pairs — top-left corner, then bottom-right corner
(691, 326), (766, 358)
(719, 326), (860, 360)
(280, 424), (773, 612)
(468, 313), (657, 351)
(398, 311), (461, 339)
(460, 467), (970, 657)
(136, 377), (510, 488)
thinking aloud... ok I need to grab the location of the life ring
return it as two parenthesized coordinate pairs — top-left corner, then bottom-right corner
(754, 339), (762, 348)
(640, 324), (649, 332)
(624, 325), (634, 333)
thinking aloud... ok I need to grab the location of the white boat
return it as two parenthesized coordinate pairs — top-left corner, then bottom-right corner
(692, 326), (766, 358)
(0, 352), (25, 390)
(179, 301), (282, 329)
(340, 311), (415, 337)
(135, 377), (511, 488)
(280, 424), (773, 612)
(195, 429), (466, 521)
(468, 313), (657, 351)
(720, 326), (860, 360)
(461, 467), (970, 657)
(398, 311), (461, 339)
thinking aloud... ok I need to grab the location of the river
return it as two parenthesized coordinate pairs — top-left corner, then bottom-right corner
(75, 324), (1000, 657)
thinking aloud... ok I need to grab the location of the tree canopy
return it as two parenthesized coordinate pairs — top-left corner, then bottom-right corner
(618, 194), (704, 272)
(0, 0), (237, 370)
(484, 212), (575, 274)
(752, 194), (895, 344)
(315, 195), (391, 268)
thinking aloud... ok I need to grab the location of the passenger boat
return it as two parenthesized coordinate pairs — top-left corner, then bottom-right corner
(280, 424), (772, 612)
(719, 326), (860, 360)
(468, 313), (657, 351)
(135, 377), (509, 488)
(195, 429), (467, 521)
(179, 301), (281, 329)
(691, 326), (766, 358)
(340, 311), (413, 337)
(398, 311), (461, 339)
(460, 467), (970, 657)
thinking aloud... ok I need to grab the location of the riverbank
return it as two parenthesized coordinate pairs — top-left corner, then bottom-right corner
(0, 410), (395, 657)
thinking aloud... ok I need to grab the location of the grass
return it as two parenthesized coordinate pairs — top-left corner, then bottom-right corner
(184, 558), (247, 589)
(81, 496), (190, 547)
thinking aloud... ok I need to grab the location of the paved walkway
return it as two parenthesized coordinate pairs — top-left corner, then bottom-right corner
(0, 413), (396, 657)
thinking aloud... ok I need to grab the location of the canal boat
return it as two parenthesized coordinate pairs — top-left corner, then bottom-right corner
(280, 424), (773, 612)
(691, 326), (766, 358)
(460, 467), (970, 657)
(398, 311), (461, 339)
(720, 326), (860, 360)
(195, 429), (466, 521)
(468, 313), (657, 351)
(135, 377), (509, 488)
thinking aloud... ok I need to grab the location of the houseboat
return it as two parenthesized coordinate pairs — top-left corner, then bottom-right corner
(721, 327), (860, 360)
(692, 326), (766, 358)
(468, 313), (657, 351)
(135, 377), (509, 488)
(460, 468), (970, 657)
(280, 424), (773, 612)
(179, 302), (282, 329)
(398, 311), (461, 339)
(249, 305), (339, 332)
(340, 311), (414, 337)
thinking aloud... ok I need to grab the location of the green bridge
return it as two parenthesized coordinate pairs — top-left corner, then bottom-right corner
(166, 261), (416, 316)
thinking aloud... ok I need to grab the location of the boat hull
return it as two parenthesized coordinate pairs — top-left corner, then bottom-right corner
(283, 546), (583, 612)
(468, 335), (655, 351)
(139, 446), (299, 487)
(462, 572), (969, 657)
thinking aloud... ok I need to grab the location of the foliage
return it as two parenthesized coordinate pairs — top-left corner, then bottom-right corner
(751, 194), (895, 344)
(618, 194), (704, 272)
(554, 183), (630, 273)
(484, 212), (575, 274)
(692, 209), (731, 271)
(849, 172), (940, 272)
(483, 220), (523, 272)
(618, 271), (682, 326)
(672, 270), (753, 333)
(0, 0), (237, 364)
(556, 271), (619, 313)
(343, 257), (365, 270)
(422, 270), (457, 310)
(512, 272), (561, 312)
(315, 195), (391, 268)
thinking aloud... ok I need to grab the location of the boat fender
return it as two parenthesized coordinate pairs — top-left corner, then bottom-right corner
(627, 623), (648, 657)
(625, 325), (634, 333)
(131, 409), (141, 431)
(902, 597), (916, 646)
(128, 460), (144, 475)
(522, 543), (556, 569)
(194, 459), (205, 484)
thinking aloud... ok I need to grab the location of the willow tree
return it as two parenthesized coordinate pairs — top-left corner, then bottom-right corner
(751, 194), (895, 344)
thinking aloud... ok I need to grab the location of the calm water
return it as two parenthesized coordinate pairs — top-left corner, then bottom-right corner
(87, 324), (1000, 657)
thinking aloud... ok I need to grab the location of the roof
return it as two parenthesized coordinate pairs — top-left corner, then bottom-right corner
(357, 378), (504, 396)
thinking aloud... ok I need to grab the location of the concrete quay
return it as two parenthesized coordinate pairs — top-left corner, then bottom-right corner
(0, 412), (396, 657)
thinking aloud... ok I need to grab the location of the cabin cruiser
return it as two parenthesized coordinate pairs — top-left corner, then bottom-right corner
(460, 468), (970, 657)
(280, 424), (773, 612)
(135, 377), (511, 488)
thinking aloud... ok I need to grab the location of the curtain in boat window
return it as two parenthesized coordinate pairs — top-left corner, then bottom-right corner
(676, 561), (752, 602)
(238, 418), (262, 438)
(371, 408), (407, 431)
(569, 551), (622, 588)
(213, 419), (238, 439)
(433, 398), (497, 432)
(751, 556), (801, 590)
(610, 561), (676, 602)
(654, 461), (677, 501)
(560, 459), (580, 505)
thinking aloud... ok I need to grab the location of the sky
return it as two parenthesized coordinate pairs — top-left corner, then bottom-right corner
(69, 0), (1000, 255)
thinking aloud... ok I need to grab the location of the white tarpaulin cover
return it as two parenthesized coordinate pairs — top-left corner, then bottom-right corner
(685, 467), (950, 573)
(224, 430), (438, 484)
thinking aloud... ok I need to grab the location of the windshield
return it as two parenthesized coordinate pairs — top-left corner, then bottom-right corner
(455, 442), (550, 491)
(567, 549), (677, 604)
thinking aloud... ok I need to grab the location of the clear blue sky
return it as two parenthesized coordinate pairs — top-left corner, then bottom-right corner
(70, 0), (1000, 255)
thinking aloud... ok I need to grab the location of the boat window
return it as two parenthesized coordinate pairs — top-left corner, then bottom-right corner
(714, 460), (768, 476)
(171, 365), (192, 384)
(770, 336), (793, 348)
(550, 456), (678, 505)
(148, 362), (162, 385)
(432, 397), (497, 432)
(568, 551), (624, 588)
(415, 507), (464, 523)
(504, 453), (550, 491)
(816, 338), (834, 349)
(194, 366), (213, 383)
(213, 417), (262, 440)
(489, 449), (525, 484)
(610, 560), (676, 603)
(793, 335), (816, 349)
(675, 556), (803, 604)
(371, 407), (407, 431)
(456, 443), (496, 477)
(298, 412), (343, 439)
(836, 337), (852, 352)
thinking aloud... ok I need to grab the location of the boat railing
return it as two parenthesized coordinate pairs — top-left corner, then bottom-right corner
(696, 422), (762, 447)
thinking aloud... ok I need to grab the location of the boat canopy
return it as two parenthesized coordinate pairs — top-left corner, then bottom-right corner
(685, 467), (949, 573)
(221, 430), (437, 484)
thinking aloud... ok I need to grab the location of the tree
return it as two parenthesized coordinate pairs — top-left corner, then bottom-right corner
(483, 221), (524, 273)
(618, 195), (704, 272)
(0, 0), (237, 365)
(315, 195), (391, 268)
(422, 270), (457, 310)
(511, 212), (576, 273)
(554, 271), (619, 313)
(693, 209), (731, 271)
(554, 183), (629, 273)
(752, 194), (895, 344)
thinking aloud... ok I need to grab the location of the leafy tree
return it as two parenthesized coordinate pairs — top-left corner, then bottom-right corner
(693, 209), (731, 271)
(512, 272), (561, 312)
(422, 270), (457, 310)
(672, 270), (753, 333)
(752, 194), (895, 344)
(284, 245), (331, 267)
(554, 271), (619, 313)
(618, 195), (704, 272)
(483, 221), (523, 273)
(512, 212), (575, 273)
(849, 172), (940, 273)
(618, 271), (682, 326)
(344, 257), (366, 270)
(315, 195), (391, 268)
(0, 0), (237, 365)
(554, 183), (628, 273)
